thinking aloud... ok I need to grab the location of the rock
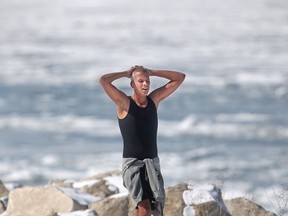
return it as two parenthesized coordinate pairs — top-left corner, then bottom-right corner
(182, 183), (276, 216)
(58, 209), (98, 216)
(0, 180), (9, 197)
(0, 201), (5, 214)
(5, 186), (87, 216)
(225, 197), (277, 216)
(0, 197), (8, 213)
(0, 173), (278, 216)
(183, 184), (231, 216)
(49, 179), (73, 188)
(49, 171), (121, 199)
(0, 180), (9, 214)
(164, 183), (187, 216)
(194, 200), (231, 216)
(78, 171), (121, 198)
(79, 179), (117, 199)
(89, 194), (133, 216)
(91, 183), (188, 216)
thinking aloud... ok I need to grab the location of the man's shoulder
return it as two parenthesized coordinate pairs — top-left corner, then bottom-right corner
(148, 94), (159, 109)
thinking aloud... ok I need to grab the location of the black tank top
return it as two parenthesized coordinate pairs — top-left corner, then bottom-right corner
(118, 96), (158, 159)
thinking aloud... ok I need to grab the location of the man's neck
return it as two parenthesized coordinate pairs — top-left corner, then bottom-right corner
(132, 94), (148, 108)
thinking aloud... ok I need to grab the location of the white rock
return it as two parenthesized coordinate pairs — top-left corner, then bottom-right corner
(183, 205), (196, 216)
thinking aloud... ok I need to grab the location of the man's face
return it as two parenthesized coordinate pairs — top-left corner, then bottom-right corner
(131, 72), (150, 96)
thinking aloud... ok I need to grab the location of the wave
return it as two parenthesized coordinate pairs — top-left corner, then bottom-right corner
(1, 70), (287, 89)
(0, 114), (119, 137)
(160, 114), (288, 140)
(1, 113), (287, 140)
(183, 73), (287, 88)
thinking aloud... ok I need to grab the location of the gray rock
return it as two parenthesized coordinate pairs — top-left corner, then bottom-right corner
(79, 179), (117, 199)
(0, 180), (9, 197)
(0, 201), (5, 214)
(0, 197), (8, 213)
(225, 197), (277, 216)
(164, 183), (187, 216)
(89, 194), (133, 216)
(0, 180), (9, 214)
(49, 179), (73, 188)
(194, 200), (231, 216)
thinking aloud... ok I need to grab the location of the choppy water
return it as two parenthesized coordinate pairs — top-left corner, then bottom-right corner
(0, 0), (288, 212)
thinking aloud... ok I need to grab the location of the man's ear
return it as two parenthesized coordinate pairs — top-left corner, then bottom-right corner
(130, 81), (134, 88)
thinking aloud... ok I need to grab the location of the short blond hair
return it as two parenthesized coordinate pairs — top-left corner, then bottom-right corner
(131, 67), (150, 81)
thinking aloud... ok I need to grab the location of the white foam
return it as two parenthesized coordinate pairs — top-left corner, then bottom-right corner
(3, 183), (22, 191)
(234, 73), (286, 86)
(159, 115), (288, 140)
(179, 73), (287, 89)
(58, 187), (100, 205)
(58, 209), (97, 216)
(2, 169), (35, 182)
(215, 113), (269, 123)
(73, 180), (100, 189)
(183, 184), (216, 205)
(104, 175), (127, 194)
(41, 154), (60, 166)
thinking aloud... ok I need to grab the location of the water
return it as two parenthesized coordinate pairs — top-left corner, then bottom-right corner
(0, 0), (288, 212)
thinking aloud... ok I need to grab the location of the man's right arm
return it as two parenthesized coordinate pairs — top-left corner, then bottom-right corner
(99, 70), (130, 112)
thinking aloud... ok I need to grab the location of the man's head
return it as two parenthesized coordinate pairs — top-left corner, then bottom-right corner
(130, 67), (150, 82)
(130, 67), (151, 96)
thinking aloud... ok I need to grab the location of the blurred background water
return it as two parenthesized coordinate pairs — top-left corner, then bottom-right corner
(0, 0), (288, 212)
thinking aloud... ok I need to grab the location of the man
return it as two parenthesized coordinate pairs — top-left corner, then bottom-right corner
(99, 65), (185, 216)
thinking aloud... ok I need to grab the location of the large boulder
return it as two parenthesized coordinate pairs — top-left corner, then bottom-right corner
(164, 183), (187, 216)
(193, 200), (231, 216)
(89, 194), (133, 216)
(225, 197), (277, 216)
(5, 186), (88, 216)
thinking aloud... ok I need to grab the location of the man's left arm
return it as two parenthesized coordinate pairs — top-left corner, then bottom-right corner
(148, 69), (186, 107)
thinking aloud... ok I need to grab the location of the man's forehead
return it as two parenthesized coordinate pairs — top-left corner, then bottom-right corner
(134, 72), (150, 79)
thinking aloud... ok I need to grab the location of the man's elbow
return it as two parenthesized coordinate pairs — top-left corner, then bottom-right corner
(179, 73), (186, 83)
(99, 76), (106, 86)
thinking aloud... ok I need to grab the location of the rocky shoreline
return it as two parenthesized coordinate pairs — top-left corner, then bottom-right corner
(0, 171), (277, 216)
